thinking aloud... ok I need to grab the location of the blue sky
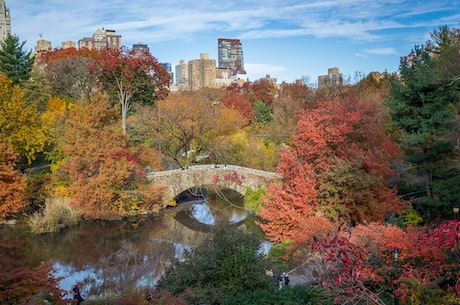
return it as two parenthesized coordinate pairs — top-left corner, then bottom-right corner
(8, 0), (460, 84)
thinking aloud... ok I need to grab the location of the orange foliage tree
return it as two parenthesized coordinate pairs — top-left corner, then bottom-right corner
(258, 96), (403, 244)
(58, 93), (164, 219)
(0, 133), (26, 219)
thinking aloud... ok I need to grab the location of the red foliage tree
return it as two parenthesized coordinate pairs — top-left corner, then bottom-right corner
(258, 96), (403, 244)
(329, 222), (460, 304)
(93, 47), (170, 135)
(221, 94), (254, 125)
(0, 261), (68, 304)
(312, 236), (386, 304)
(247, 77), (277, 107)
(309, 221), (460, 304)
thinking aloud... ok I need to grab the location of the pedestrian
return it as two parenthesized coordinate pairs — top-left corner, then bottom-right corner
(72, 284), (84, 304)
(283, 272), (290, 286)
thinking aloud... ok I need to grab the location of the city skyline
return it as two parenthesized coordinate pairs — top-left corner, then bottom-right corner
(7, 0), (460, 84)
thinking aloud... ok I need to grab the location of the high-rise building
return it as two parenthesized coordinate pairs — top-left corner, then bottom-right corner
(132, 43), (149, 56)
(175, 59), (189, 89)
(217, 38), (246, 76)
(160, 62), (174, 84)
(35, 39), (52, 53)
(62, 40), (76, 49)
(78, 28), (122, 50)
(188, 53), (216, 90)
(0, 0), (11, 43)
(318, 67), (343, 88)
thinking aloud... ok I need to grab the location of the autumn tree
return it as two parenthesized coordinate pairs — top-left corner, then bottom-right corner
(386, 26), (460, 220)
(93, 47), (170, 135)
(40, 96), (69, 172)
(247, 77), (277, 108)
(152, 90), (245, 167)
(39, 47), (98, 100)
(0, 133), (26, 219)
(0, 34), (34, 85)
(309, 221), (460, 304)
(258, 97), (403, 244)
(224, 130), (279, 171)
(221, 93), (254, 125)
(0, 261), (67, 304)
(58, 93), (164, 218)
(0, 74), (47, 164)
(269, 80), (315, 143)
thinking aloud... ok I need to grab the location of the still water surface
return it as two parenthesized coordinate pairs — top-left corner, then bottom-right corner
(0, 189), (267, 299)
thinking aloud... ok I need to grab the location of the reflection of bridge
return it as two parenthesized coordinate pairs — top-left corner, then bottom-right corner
(147, 164), (282, 206)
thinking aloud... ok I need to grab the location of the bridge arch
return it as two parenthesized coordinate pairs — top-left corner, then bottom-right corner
(147, 164), (281, 207)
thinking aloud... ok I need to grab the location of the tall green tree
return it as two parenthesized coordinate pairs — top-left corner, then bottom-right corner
(0, 35), (34, 85)
(386, 26), (460, 219)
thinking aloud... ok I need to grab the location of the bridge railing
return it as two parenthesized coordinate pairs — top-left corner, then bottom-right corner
(146, 164), (281, 179)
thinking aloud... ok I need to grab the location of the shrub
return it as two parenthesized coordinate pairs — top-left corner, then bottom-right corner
(155, 224), (272, 304)
(222, 285), (333, 305)
(28, 196), (81, 233)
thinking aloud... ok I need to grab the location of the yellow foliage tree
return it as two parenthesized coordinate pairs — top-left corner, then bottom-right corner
(0, 74), (46, 164)
(40, 96), (69, 173)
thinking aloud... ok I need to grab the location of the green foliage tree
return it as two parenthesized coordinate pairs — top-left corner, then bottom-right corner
(0, 34), (34, 85)
(155, 225), (272, 305)
(22, 70), (53, 113)
(386, 26), (460, 220)
(254, 101), (273, 124)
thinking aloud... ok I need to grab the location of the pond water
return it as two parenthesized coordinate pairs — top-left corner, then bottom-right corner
(0, 189), (268, 299)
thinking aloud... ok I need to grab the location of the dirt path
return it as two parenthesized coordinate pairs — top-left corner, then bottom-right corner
(284, 258), (321, 286)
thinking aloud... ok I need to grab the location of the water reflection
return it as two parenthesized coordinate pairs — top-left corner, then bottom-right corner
(0, 189), (261, 299)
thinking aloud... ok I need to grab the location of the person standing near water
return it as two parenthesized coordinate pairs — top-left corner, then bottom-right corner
(72, 284), (84, 304)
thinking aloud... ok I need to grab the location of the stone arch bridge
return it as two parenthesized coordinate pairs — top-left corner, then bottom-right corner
(147, 164), (282, 207)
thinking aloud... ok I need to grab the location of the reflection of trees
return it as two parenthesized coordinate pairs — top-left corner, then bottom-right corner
(0, 193), (251, 297)
(84, 239), (178, 296)
(0, 224), (34, 266)
(207, 189), (247, 224)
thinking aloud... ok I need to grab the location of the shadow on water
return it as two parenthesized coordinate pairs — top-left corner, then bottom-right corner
(0, 188), (262, 299)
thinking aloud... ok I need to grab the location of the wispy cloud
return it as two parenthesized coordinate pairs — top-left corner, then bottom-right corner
(7, 0), (459, 82)
(245, 63), (286, 80)
(11, 0), (457, 46)
(364, 47), (398, 55)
